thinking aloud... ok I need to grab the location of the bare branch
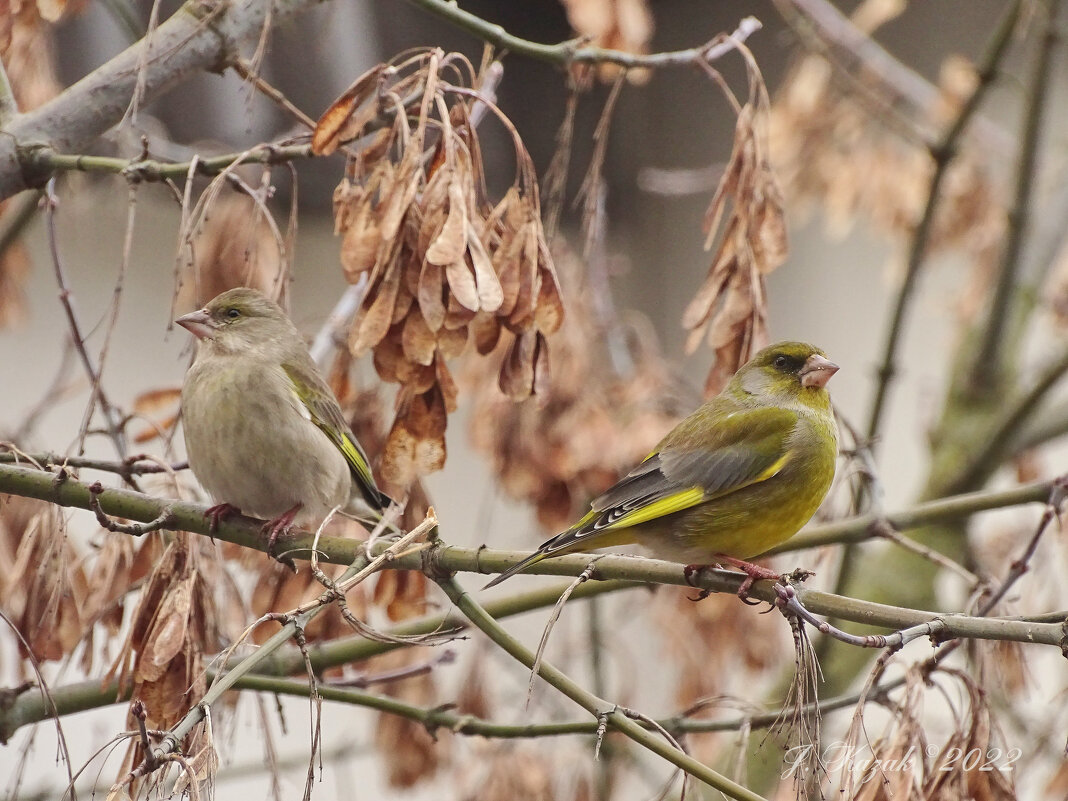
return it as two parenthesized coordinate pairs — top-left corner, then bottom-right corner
(0, 0), (325, 200)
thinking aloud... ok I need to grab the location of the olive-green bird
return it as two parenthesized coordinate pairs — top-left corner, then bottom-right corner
(177, 288), (393, 545)
(483, 342), (839, 590)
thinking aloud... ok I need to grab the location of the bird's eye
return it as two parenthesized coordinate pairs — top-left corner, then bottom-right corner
(225, 308), (241, 319)
(773, 355), (789, 370)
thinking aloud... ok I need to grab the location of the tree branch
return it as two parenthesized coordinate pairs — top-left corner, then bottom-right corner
(33, 143), (315, 184)
(405, 0), (762, 70)
(863, 0), (1022, 446)
(432, 575), (768, 801)
(0, 0), (323, 201)
(970, 0), (1061, 391)
(1, 461), (1063, 651)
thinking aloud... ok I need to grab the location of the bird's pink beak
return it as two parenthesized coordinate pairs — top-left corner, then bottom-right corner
(800, 354), (839, 389)
(175, 308), (216, 341)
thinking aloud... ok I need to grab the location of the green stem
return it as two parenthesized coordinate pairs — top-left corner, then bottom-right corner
(0, 462), (1055, 566)
(778, 477), (1055, 552)
(31, 144), (315, 183)
(403, 0), (762, 69)
(0, 577), (636, 742)
(433, 576), (768, 801)
(0, 461), (1063, 638)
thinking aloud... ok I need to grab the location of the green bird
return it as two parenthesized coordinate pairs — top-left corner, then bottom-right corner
(484, 342), (839, 591)
(176, 288), (393, 548)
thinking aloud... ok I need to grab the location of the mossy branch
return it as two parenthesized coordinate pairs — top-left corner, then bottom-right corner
(0, 460), (1063, 646)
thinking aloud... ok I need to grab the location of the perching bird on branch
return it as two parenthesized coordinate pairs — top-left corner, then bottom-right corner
(484, 341), (839, 594)
(177, 287), (393, 552)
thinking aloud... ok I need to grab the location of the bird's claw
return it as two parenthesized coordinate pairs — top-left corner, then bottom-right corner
(204, 503), (239, 535)
(262, 503), (303, 572)
(683, 557), (812, 607)
(683, 563), (714, 601)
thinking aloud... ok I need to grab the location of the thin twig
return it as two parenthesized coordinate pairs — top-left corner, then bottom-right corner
(43, 180), (131, 464)
(527, 558), (604, 706)
(88, 481), (176, 535)
(33, 143), (314, 183)
(975, 475), (1067, 616)
(970, 0), (1062, 390)
(432, 575), (769, 801)
(404, 1), (762, 70)
(231, 58), (317, 129)
(0, 448), (187, 477)
(863, 0), (1022, 446)
(869, 519), (978, 584)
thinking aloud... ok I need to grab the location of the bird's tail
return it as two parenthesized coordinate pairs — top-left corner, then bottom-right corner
(482, 549), (552, 589)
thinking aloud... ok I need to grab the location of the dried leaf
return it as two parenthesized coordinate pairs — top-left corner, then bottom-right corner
(130, 387), (182, 444)
(425, 174), (469, 266)
(351, 263), (401, 355)
(402, 307), (437, 366)
(312, 64), (388, 155)
(445, 258), (480, 312)
(340, 196), (382, 278)
(418, 261), (447, 331)
(381, 386), (448, 486)
(471, 311), (501, 355)
(468, 221), (503, 312)
(498, 330), (537, 400)
(435, 324), (468, 359)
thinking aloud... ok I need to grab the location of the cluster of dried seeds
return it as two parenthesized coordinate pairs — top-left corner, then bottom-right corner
(467, 246), (684, 532)
(684, 48), (787, 395)
(314, 50), (562, 488)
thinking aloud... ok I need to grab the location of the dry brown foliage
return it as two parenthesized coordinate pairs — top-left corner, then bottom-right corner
(314, 49), (562, 489)
(561, 0), (654, 83)
(833, 667), (1016, 801)
(461, 746), (557, 801)
(177, 191), (286, 311)
(0, 494), (87, 665)
(920, 672), (1016, 801)
(371, 648), (449, 787)
(684, 47), (787, 396)
(769, 51), (1004, 319)
(106, 533), (217, 771)
(467, 243), (682, 531)
(0, 0), (74, 327)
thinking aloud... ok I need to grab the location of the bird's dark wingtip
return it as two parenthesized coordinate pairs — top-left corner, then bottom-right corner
(374, 488), (397, 513)
(482, 551), (544, 590)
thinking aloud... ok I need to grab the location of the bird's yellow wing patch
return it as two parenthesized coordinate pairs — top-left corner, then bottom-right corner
(608, 487), (706, 529)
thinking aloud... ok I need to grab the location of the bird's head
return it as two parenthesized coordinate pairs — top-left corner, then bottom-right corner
(176, 287), (295, 358)
(731, 342), (839, 408)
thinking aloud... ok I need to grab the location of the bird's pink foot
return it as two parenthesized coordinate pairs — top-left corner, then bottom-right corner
(683, 563), (716, 601)
(684, 556), (803, 605)
(204, 503), (240, 535)
(262, 503), (303, 570)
